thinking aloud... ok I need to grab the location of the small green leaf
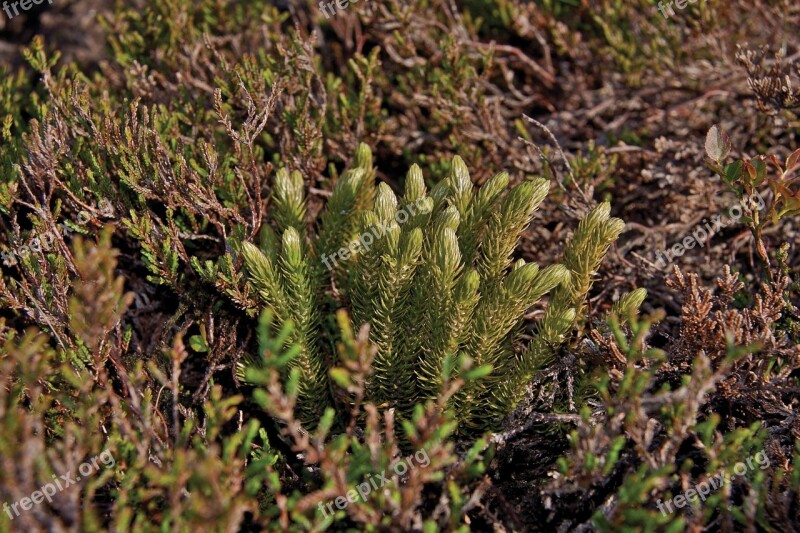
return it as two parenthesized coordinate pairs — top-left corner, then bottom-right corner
(752, 158), (767, 185)
(723, 160), (743, 185)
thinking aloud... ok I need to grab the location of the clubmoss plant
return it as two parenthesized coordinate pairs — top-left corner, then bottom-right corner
(240, 144), (629, 432)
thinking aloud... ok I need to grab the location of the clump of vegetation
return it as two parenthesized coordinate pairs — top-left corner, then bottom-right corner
(542, 265), (800, 531)
(238, 145), (627, 432)
(0, 229), (492, 531)
(706, 124), (800, 272)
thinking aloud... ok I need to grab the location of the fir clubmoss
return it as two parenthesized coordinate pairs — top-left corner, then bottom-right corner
(240, 144), (626, 432)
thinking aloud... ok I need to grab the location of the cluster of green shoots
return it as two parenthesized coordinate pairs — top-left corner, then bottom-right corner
(239, 145), (634, 432)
